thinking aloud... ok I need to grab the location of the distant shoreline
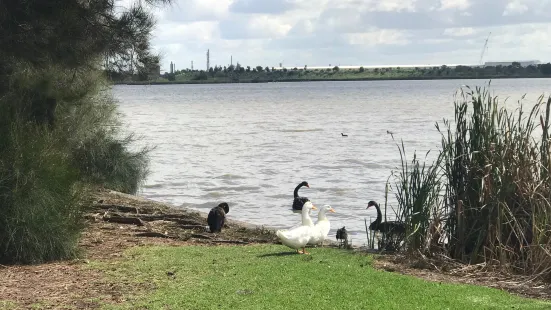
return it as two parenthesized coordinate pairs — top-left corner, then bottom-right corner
(113, 75), (550, 86)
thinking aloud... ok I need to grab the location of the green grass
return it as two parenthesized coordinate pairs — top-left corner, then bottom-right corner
(95, 244), (550, 309)
(0, 300), (17, 309)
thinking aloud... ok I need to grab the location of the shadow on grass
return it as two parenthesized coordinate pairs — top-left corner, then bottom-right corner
(257, 251), (299, 258)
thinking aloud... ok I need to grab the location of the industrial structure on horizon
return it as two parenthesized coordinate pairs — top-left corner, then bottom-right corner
(164, 59), (544, 74)
(163, 43), (543, 74)
(160, 35), (542, 73)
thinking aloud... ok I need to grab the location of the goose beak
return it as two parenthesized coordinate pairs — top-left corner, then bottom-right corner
(311, 205), (317, 210)
(329, 208), (336, 213)
(306, 185), (310, 188)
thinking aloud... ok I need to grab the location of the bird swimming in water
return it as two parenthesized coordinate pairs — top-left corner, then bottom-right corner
(336, 226), (348, 248)
(341, 133), (348, 137)
(292, 181), (310, 212)
(207, 202), (230, 233)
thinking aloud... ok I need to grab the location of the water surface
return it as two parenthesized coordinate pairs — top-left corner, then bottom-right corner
(113, 79), (551, 244)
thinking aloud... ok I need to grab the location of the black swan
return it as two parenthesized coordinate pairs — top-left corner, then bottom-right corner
(292, 181), (310, 212)
(341, 133), (348, 137)
(207, 202), (229, 233)
(336, 226), (348, 247)
(366, 201), (405, 234)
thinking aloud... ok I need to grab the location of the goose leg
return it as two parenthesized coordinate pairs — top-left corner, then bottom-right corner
(302, 247), (310, 255)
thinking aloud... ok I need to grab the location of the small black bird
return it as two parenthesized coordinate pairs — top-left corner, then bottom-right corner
(336, 226), (348, 247)
(207, 202), (230, 233)
(341, 133), (348, 137)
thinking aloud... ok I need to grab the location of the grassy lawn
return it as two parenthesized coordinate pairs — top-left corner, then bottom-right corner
(96, 244), (550, 310)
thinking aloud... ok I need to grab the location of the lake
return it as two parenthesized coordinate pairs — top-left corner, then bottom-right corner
(112, 78), (551, 245)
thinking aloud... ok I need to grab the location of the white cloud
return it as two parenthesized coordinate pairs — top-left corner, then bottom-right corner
(154, 22), (219, 44)
(345, 29), (409, 46)
(150, 0), (551, 70)
(438, 0), (471, 11)
(219, 15), (292, 39)
(161, 0), (232, 22)
(229, 0), (297, 14)
(503, 0), (530, 16)
(443, 27), (476, 37)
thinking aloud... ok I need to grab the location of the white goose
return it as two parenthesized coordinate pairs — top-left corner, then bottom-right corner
(276, 201), (317, 254)
(308, 205), (336, 247)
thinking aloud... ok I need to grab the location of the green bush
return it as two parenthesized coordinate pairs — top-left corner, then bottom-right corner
(72, 132), (150, 195)
(0, 65), (150, 263)
(0, 119), (83, 264)
(0, 0), (169, 264)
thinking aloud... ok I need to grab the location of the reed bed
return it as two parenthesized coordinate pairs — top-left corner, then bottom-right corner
(387, 83), (551, 280)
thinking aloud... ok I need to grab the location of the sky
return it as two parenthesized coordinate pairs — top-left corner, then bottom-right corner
(141, 0), (551, 72)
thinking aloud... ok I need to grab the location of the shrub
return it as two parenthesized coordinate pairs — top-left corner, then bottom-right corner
(392, 83), (551, 278)
(0, 65), (150, 263)
(0, 119), (83, 264)
(0, 0), (169, 265)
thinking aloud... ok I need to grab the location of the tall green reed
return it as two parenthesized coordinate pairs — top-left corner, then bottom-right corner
(393, 140), (443, 253)
(394, 82), (551, 279)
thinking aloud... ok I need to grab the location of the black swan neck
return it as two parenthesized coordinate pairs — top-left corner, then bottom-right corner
(373, 203), (382, 224)
(294, 183), (303, 198)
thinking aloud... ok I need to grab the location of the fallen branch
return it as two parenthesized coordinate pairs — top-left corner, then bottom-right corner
(134, 214), (204, 226)
(180, 225), (206, 230)
(103, 215), (145, 226)
(92, 204), (139, 214)
(191, 233), (212, 239)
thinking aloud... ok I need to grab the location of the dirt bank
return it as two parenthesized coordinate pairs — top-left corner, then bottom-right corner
(0, 188), (278, 309)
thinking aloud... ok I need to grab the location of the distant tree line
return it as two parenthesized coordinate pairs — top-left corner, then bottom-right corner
(121, 61), (551, 84)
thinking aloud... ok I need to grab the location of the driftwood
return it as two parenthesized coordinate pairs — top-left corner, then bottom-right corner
(92, 204), (139, 214)
(99, 210), (205, 229)
(138, 214), (204, 226)
(180, 225), (206, 230)
(191, 233), (212, 240)
(135, 232), (172, 238)
(103, 215), (145, 226)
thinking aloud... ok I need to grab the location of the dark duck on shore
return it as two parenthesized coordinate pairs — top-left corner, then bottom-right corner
(366, 201), (406, 235)
(336, 226), (348, 248)
(292, 181), (310, 212)
(207, 202), (229, 233)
